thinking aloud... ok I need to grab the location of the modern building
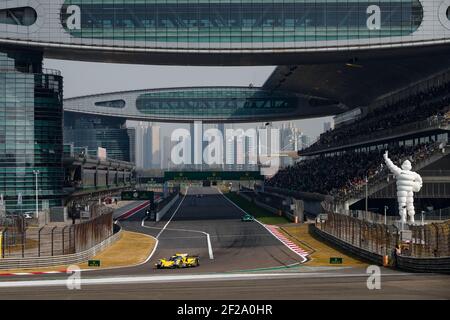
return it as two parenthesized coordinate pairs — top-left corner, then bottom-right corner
(0, 48), (64, 213)
(280, 122), (298, 167)
(63, 145), (134, 193)
(300, 134), (313, 150)
(64, 111), (131, 162)
(1, 1), (449, 66)
(161, 136), (174, 170)
(2, 0), (450, 214)
(128, 121), (153, 169)
(151, 125), (161, 169)
(127, 127), (136, 164)
(64, 87), (342, 123)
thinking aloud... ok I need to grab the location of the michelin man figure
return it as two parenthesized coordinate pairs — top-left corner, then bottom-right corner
(383, 151), (423, 223)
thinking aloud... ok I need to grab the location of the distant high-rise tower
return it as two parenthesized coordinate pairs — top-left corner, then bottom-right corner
(127, 127), (136, 164)
(151, 125), (161, 169)
(132, 122), (153, 169)
(161, 136), (173, 169)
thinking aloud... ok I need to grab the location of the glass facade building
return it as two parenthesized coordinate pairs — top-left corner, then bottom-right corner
(64, 111), (131, 162)
(136, 87), (299, 120)
(64, 86), (340, 122)
(62, 0), (423, 43)
(0, 1), (446, 66)
(0, 49), (64, 214)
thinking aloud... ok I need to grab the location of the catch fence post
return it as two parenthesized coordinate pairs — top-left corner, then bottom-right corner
(38, 226), (44, 257)
(62, 225), (68, 255)
(51, 226), (57, 256)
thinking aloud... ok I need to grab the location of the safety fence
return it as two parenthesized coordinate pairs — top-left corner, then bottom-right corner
(335, 209), (449, 225)
(0, 211), (114, 259)
(0, 225), (121, 270)
(317, 212), (450, 258)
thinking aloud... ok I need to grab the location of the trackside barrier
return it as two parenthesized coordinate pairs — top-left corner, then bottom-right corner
(156, 194), (180, 222)
(311, 224), (450, 273)
(310, 224), (383, 265)
(0, 226), (122, 270)
(396, 256), (450, 273)
(239, 192), (296, 222)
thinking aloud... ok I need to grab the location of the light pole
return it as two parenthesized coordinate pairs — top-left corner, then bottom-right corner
(365, 176), (368, 214)
(384, 205), (388, 225)
(33, 170), (39, 219)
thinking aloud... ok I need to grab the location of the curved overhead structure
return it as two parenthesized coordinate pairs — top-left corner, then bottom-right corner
(64, 87), (346, 123)
(264, 51), (450, 108)
(0, 1), (450, 65)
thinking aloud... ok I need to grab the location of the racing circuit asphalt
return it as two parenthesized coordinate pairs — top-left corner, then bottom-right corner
(0, 187), (449, 299)
(139, 186), (303, 272)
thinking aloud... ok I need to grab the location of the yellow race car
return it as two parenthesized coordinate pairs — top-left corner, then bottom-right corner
(155, 253), (200, 269)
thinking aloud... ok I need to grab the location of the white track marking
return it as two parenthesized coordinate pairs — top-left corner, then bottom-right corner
(152, 187), (189, 239)
(217, 187), (308, 263)
(0, 272), (415, 288)
(142, 209), (214, 260)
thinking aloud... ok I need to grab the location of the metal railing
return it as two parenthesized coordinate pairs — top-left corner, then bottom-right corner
(338, 208), (450, 225)
(0, 227), (121, 270)
(42, 68), (62, 76)
(419, 170), (450, 176)
(0, 67), (61, 76)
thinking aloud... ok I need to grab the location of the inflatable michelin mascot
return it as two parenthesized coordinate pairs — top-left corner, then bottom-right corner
(383, 151), (423, 223)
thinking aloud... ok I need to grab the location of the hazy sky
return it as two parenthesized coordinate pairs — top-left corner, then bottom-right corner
(44, 59), (332, 138)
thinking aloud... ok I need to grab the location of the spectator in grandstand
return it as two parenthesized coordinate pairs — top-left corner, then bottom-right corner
(304, 81), (450, 152)
(266, 141), (441, 201)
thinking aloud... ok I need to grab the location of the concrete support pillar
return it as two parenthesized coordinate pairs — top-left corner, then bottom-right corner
(163, 181), (169, 198)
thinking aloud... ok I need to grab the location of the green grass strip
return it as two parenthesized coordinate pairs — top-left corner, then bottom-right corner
(225, 192), (290, 225)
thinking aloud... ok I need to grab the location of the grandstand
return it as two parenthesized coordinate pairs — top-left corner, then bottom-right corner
(266, 74), (450, 217)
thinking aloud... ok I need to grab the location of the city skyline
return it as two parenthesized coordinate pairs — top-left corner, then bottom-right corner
(126, 120), (315, 170)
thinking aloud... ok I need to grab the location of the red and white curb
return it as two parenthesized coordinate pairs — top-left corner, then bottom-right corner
(217, 187), (310, 264)
(264, 225), (310, 262)
(116, 200), (151, 220)
(0, 270), (66, 277)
